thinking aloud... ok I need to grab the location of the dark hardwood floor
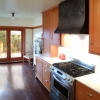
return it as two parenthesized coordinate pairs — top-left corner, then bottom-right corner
(0, 63), (51, 100)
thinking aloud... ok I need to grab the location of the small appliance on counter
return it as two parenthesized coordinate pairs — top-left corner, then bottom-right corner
(59, 53), (65, 60)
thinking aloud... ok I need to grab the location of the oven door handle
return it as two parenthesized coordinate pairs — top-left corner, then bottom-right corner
(53, 75), (69, 88)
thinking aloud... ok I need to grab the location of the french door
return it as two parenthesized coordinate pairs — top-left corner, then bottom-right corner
(0, 29), (25, 62)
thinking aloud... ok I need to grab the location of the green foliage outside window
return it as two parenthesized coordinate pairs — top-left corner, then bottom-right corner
(0, 31), (6, 52)
(0, 31), (21, 53)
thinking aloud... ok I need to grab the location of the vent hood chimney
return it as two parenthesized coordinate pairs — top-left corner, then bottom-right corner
(54, 0), (89, 34)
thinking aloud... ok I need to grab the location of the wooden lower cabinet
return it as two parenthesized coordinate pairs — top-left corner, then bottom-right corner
(76, 80), (100, 100)
(43, 61), (50, 91)
(36, 57), (43, 82)
(36, 57), (51, 92)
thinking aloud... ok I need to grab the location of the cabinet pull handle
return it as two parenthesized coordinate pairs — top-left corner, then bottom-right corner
(45, 80), (47, 82)
(87, 92), (92, 97)
(45, 70), (47, 72)
(90, 42), (93, 44)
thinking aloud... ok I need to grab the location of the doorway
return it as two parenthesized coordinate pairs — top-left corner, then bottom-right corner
(0, 29), (25, 62)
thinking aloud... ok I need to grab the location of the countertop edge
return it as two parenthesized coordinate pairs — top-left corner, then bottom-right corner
(35, 54), (71, 64)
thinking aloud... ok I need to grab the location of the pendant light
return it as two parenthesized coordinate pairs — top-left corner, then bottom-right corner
(11, 13), (15, 20)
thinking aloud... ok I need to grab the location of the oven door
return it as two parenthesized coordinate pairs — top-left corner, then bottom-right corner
(50, 72), (73, 100)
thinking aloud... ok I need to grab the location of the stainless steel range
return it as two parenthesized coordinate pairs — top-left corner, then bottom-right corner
(49, 58), (95, 100)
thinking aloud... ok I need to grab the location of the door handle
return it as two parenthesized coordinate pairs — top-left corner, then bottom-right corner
(53, 75), (69, 88)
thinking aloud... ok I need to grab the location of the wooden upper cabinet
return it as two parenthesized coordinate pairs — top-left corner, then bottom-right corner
(51, 6), (61, 46)
(89, 0), (100, 55)
(61, 34), (70, 47)
(42, 6), (59, 57)
(42, 10), (51, 57)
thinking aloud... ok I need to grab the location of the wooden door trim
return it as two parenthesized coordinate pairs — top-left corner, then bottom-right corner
(0, 28), (25, 62)
(9, 29), (25, 61)
(0, 25), (42, 29)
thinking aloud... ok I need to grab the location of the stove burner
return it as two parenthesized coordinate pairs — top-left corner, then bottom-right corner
(70, 69), (78, 74)
(53, 62), (94, 77)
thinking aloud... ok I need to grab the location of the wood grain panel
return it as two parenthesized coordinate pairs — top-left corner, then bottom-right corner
(61, 34), (70, 47)
(36, 57), (43, 82)
(76, 81), (100, 100)
(42, 11), (51, 57)
(43, 61), (50, 91)
(51, 6), (61, 46)
(89, 0), (100, 54)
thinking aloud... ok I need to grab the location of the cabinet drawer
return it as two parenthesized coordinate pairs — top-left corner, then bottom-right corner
(76, 81), (100, 100)
(43, 67), (50, 79)
(43, 76), (50, 91)
(43, 62), (50, 79)
(43, 62), (50, 69)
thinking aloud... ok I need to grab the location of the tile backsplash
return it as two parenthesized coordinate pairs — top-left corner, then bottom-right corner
(58, 34), (100, 73)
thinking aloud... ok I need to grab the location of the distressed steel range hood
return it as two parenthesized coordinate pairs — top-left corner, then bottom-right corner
(54, 0), (89, 34)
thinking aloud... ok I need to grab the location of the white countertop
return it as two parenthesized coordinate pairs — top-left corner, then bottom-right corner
(36, 54), (100, 94)
(76, 73), (100, 94)
(36, 54), (71, 64)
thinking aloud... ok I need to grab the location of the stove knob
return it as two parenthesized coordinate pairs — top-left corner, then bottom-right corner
(70, 80), (73, 83)
(67, 78), (70, 81)
(51, 68), (54, 70)
(50, 67), (54, 70)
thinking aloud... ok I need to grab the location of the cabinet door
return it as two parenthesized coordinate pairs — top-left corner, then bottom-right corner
(61, 34), (70, 47)
(76, 81), (100, 100)
(43, 11), (51, 57)
(89, 0), (100, 54)
(36, 57), (43, 82)
(76, 90), (88, 100)
(51, 6), (61, 46)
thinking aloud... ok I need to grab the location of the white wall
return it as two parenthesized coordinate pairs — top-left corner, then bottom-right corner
(0, 16), (42, 27)
(58, 34), (100, 72)
(0, 18), (33, 27)
(25, 29), (33, 52)
(33, 28), (42, 37)
(32, 16), (42, 66)
(32, 16), (42, 43)
(32, 16), (42, 26)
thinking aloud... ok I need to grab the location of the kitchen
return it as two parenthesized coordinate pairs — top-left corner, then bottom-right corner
(35, 0), (100, 100)
(0, 0), (100, 100)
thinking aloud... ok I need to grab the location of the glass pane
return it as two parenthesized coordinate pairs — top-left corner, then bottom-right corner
(0, 31), (7, 58)
(54, 79), (68, 98)
(10, 31), (21, 58)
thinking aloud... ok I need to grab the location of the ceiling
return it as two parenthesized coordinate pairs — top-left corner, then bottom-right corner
(0, 0), (64, 20)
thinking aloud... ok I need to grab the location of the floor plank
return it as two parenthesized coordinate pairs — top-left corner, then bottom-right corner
(0, 63), (51, 100)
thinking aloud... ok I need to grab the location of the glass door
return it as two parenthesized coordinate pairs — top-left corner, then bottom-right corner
(0, 29), (24, 63)
(9, 30), (23, 61)
(10, 31), (21, 58)
(0, 30), (8, 62)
